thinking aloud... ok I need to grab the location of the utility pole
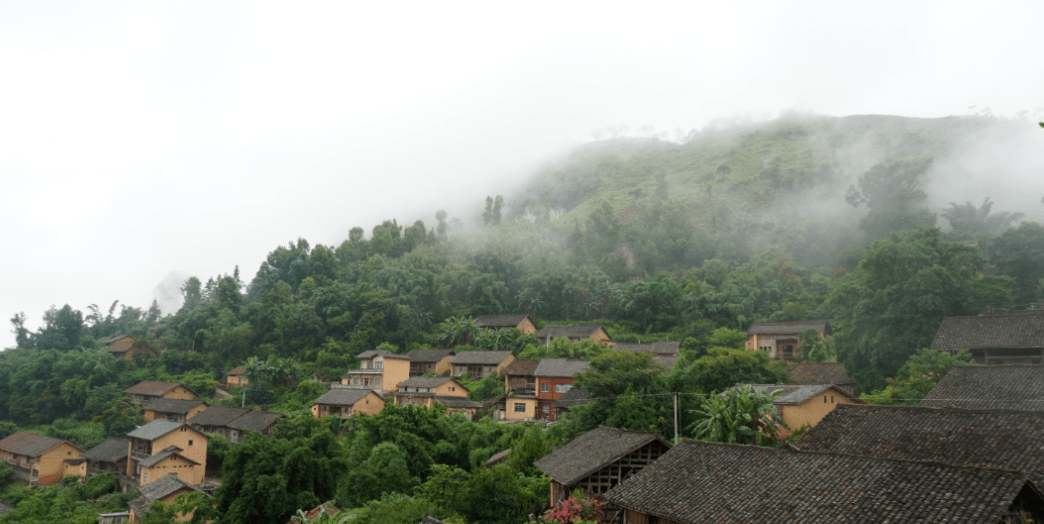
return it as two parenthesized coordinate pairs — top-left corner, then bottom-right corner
(242, 387), (246, 408)
(673, 391), (680, 444)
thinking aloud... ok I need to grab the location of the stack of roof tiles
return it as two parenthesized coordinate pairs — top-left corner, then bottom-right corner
(920, 365), (1044, 411)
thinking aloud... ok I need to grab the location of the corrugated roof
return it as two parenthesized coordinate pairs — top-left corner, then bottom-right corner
(0, 431), (71, 457)
(534, 426), (669, 485)
(605, 440), (1039, 524)
(730, 384), (862, 405)
(798, 404), (1044, 483)
(313, 388), (381, 406)
(920, 365), (1044, 411)
(404, 349), (455, 363)
(142, 398), (207, 414)
(534, 325), (609, 340)
(534, 358), (590, 378)
(82, 438), (129, 463)
(449, 350), (513, 365)
(123, 381), (196, 397)
(931, 314), (1044, 350)
(502, 359), (540, 376)
(787, 362), (856, 385)
(187, 406), (252, 427)
(226, 411), (283, 432)
(613, 341), (680, 355)
(746, 319), (830, 336)
(474, 314), (531, 328)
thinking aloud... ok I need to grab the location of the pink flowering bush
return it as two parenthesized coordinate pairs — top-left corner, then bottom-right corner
(542, 492), (605, 524)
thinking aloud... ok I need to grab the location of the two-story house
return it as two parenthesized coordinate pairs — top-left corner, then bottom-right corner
(404, 349), (455, 377)
(125, 420), (208, 486)
(143, 399), (208, 424)
(311, 388), (385, 419)
(123, 381), (198, 406)
(393, 377), (481, 419)
(0, 431), (85, 486)
(534, 325), (615, 347)
(534, 358), (590, 421)
(474, 314), (538, 335)
(341, 350), (411, 394)
(502, 359), (539, 395)
(449, 350), (515, 379)
(744, 319), (831, 360)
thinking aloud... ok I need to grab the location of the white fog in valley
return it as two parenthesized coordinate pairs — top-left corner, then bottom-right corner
(1, 1), (1043, 348)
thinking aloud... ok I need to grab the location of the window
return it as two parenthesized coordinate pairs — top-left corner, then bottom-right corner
(143, 472), (148, 483)
(823, 396), (827, 403)
(541, 384), (549, 392)
(830, 396), (835, 404)
(555, 383), (572, 394)
(542, 405), (550, 413)
(513, 402), (527, 413)
(188, 440), (193, 446)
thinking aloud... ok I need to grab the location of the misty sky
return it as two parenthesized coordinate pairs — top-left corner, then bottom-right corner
(2, 1), (1043, 348)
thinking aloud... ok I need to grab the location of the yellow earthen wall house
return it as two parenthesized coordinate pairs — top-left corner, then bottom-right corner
(505, 397), (538, 420)
(311, 389), (386, 419)
(733, 384), (862, 438)
(140, 452), (203, 487)
(162, 386), (197, 401)
(63, 458), (87, 478)
(127, 422), (208, 485)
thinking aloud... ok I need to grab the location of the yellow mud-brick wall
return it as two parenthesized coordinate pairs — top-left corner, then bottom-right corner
(140, 453), (203, 486)
(495, 354), (517, 376)
(311, 403), (320, 418)
(591, 329), (616, 348)
(505, 398), (537, 420)
(779, 388), (860, 437)
(63, 459), (86, 479)
(186, 403), (208, 421)
(744, 334), (759, 352)
(516, 318), (537, 335)
(38, 442), (83, 482)
(154, 427), (207, 472)
(433, 380), (467, 397)
(158, 487), (198, 522)
(352, 392), (386, 415)
(383, 357), (411, 391)
(162, 385), (197, 401)
(434, 354), (454, 376)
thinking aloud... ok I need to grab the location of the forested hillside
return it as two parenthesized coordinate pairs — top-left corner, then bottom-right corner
(2, 114), (1043, 523)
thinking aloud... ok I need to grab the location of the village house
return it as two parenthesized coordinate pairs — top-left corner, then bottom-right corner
(311, 388), (385, 419)
(534, 325), (615, 347)
(186, 406), (252, 441)
(920, 364), (1044, 410)
(602, 439), (1044, 524)
(535, 358), (590, 421)
(744, 319), (831, 360)
(534, 426), (671, 506)
(105, 334), (158, 361)
(449, 350), (515, 379)
(125, 420), (208, 486)
(474, 314), (538, 335)
(404, 349), (455, 377)
(502, 359), (539, 395)
(729, 383), (863, 436)
(0, 431), (85, 487)
(224, 365), (248, 386)
(612, 340), (680, 356)
(128, 472), (208, 523)
(341, 350), (411, 394)
(81, 437), (130, 477)
(786, 362), (859, 395)
(143, 398), (208, 424)
(124, 381), (198, 406)
(393, 376), (481, 419)
(931, 311), (1044, 365)
(552, 387), (590, 420)
(224, 410), (284, 443)
(798, 404), (1044, 482)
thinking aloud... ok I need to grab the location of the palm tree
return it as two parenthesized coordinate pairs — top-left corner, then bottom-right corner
(688, 385), (787, 445)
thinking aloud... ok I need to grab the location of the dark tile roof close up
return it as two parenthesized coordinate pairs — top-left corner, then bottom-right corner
(931, 314), (1044, 350)
(920, 365), (1044, 411)
(534, 426), (668, 486)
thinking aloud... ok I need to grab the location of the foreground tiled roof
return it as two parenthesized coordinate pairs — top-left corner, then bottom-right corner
(534, 325), (609, 340)
(187, 406), (251, 427)
(731, 383), (862, 405)
(604, 439), (1040, 524)
(404, 349), (455, 363)
(798, 404), (1044, 482)
(502, 359), (540, 376)
(787, 362), (856, 385)
(474, 314), (531, 328)
(124, 380), (195, 397)
(552, 387), (591, 408)
(82, 438), (129, 463)
(143, 398), (207, 414)
(534, 426), (668, 486)
(128, 473), (202, 516)
(449, 350), (513, 365)
(313, 388), (379, 406)
(920, 365), (1044, 411)
(534, 358), (590, 378)
(226, 410), (283, 432)
(0, 431), (70, 457)
(931, 313), (1044, 350)
(746, 319), (830, 335)
(613, 341), (680, 355)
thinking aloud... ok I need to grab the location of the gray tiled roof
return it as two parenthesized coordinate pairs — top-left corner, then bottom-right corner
(355, 350), (395, 359)
(534, 358), (590, 378)
(502, 359), (540, 376)
(187, 406), (252, 427)
(0, 431), (71, 457)
(788, 362), (856, 385)
(404, 349), (455, 363)
(552, 387), (590, 408)
(433, 396), (482, 409)
(652, 355), (679, 371)
(920, 365), (1044, 410)
(142, 398), (207, 414)
(123, 380), (196, 397)
(138, 446), (199, 468)
(534, 426), (669, 486)
(398, 376), (462, 389)
(613, 341), (680, 355)
(746, 319), (830, 335)
(127, 420), (208, 442)
(128, 473), (202, 516)
(82, 438), (129, 463)
(798, 404), (1044, 482)
(449, 350), (514, 365)
(225, 410), (283, 432)
(474, 314), (531, 328)
(534, 325), (609, 340)
(931, 314), (1044, 350)
(729, 384), (862, 405)
(485, 448), (511, 467)
(603, 440), (1039, 524)
(313, 388), (380, 406)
